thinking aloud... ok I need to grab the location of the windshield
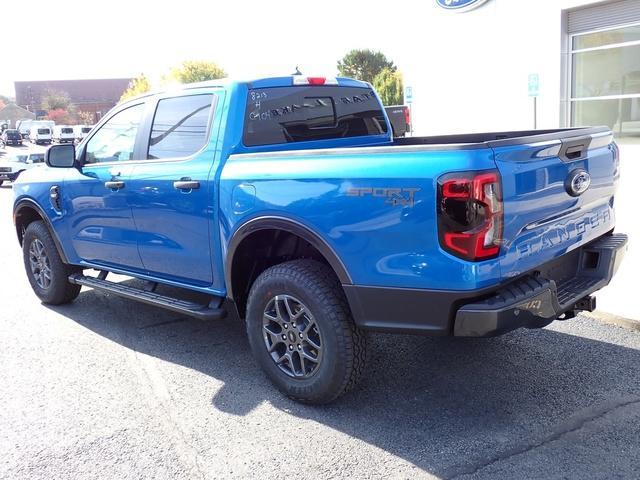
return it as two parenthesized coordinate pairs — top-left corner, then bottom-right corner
(10, 155), (28, 163)
(82, 127), (92, 133)
(37, 128), (50, 134)
(62, 128), (74, 134)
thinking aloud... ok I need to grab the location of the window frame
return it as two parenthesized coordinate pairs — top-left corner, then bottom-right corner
(144, 92), (218, 162)
(567, 20), (640, 131)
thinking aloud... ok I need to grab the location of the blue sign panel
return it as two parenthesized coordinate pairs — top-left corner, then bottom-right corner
(435, 0), (490, 12)
(405, 86), (413, 104)
(528, 73), (540, 97)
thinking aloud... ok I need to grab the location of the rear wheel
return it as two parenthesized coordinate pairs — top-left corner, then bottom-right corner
(246, 259), (366, 404)
(22, 221), (81, 305)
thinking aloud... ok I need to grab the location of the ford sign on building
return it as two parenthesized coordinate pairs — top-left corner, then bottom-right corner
(435, 0), (491, 12)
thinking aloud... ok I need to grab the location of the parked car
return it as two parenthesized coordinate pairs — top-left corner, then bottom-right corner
(28, 126), (52, 145)
(73, 125), (93, 142)
(12, 75), (627, 404)
(53, 126), (76, 143)
(384, 105), (411, 137)
(0, 152), (45, 185)
(1, 129), (24, 146)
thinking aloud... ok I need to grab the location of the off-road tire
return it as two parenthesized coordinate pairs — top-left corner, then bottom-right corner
(246, 259), (367, 404)
(22, 221), (82, 305)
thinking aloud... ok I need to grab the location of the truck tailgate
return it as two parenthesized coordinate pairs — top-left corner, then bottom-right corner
(492, 127), (618, 278)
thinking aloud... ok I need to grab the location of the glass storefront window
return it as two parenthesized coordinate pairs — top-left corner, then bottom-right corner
(572, 44), (640, 98)
(571, 23), (640, 138)
(572, 97), (640, 137)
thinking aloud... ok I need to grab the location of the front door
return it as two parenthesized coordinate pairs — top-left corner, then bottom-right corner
(64, 102), (146, 271)
(126, 92), (221, 286)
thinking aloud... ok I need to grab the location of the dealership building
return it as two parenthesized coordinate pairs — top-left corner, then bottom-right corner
(405, 0), (640, 140)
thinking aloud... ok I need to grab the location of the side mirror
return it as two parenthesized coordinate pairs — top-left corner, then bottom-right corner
(46, 144), (76, 168)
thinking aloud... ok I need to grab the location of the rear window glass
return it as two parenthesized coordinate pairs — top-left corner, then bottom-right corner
(62, 127), (73, 134)
(82, 127), (92, 133)
(30, 154), (45, 163)
(37, 128), (50, 134)
(243, 86), (388, 147)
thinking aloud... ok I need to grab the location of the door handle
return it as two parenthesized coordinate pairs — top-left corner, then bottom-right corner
(173, 180), (200, 190)
(105, 181), (125, 190)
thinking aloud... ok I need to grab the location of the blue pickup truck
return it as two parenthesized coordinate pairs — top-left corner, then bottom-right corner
(13, 76), (627, 403)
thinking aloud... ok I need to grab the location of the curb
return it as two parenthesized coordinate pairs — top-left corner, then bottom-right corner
(581, 311), (640, 333)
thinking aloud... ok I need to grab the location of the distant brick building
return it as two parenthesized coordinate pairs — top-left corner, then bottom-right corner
(14, 78), (132, 123)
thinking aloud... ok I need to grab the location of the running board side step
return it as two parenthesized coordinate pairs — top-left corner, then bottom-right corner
(68, 273), (227, 321)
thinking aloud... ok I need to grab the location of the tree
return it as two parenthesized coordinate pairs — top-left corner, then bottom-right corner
(337, 49), (396, 84)
(166, 60), (226, 84)
(42, 90), (71, 111)
(120, 74), (151, 102)
(47, 108), (74, 124)
(77, 110), (95, 125)
(373, 68), (404, 106)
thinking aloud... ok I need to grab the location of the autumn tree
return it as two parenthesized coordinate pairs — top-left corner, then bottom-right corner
(120, 74), (151, 102)
(165, 60), (226, 84)
(337, 49), (396, 84)
(373, 68), (404, 106)
(42, 90), (71, 111)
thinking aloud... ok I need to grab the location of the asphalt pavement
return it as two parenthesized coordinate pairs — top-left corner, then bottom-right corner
(0, 146), (639, 479)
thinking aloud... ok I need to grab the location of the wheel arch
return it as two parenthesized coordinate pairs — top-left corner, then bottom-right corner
(225, 216), (352, 316)
(13, 199), (69, 264)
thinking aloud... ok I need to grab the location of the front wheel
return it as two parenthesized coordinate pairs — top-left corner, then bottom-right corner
(246, 259), (367, 404)
(22, 221), (82, 305)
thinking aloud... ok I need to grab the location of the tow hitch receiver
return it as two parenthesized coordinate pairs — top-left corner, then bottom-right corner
(573, 295), (596, 313)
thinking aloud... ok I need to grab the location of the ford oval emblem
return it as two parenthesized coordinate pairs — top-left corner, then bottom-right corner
(435, 0), (491, 12)
(565, 169), (591, 197)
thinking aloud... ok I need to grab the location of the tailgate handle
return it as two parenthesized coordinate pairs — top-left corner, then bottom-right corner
(565, 144), (585, 160)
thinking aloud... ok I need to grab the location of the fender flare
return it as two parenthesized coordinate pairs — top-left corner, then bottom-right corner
(225, 215), (352, 300)
(13, 198), (70, 264)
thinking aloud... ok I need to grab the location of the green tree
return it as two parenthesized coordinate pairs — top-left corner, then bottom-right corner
(42, 90), (71, 111)
(373, 68), (404, 106)
(337, 49), (396, 84)
(120, 74), (151, 102)
(166, 60), (226, 84)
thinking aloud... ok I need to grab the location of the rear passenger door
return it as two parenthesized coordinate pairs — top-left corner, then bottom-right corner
(127, 91), (222, 286)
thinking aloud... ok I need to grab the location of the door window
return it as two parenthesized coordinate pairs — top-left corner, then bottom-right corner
(148, 94), (213, 159)
(85, 103), (144, 164)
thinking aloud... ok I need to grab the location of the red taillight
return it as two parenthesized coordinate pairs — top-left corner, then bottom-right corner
(403, 107), (411, 129)
(437, 170), (503, 261)
(307, 77), (326, 85)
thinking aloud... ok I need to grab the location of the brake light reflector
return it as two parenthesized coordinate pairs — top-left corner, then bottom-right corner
(404, 107), (411, 129)
(437, 170), (503, 261)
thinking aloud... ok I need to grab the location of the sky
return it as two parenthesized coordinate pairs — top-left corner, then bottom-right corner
(1, 0), (434, 98)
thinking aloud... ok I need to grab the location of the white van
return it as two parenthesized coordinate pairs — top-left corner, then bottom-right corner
(53, 125), (76, 143)
(29, 126), (52, 145)
(17, 119), (34, 139)
(74, 124), (93, 142)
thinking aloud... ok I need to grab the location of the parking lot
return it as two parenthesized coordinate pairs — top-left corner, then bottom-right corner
(0, 143), (639, 479)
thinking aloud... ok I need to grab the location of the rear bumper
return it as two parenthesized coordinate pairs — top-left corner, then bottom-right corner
(344, 233), (628, 337)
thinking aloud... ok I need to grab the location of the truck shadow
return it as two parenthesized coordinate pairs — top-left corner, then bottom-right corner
(47, 284), (640, 478)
